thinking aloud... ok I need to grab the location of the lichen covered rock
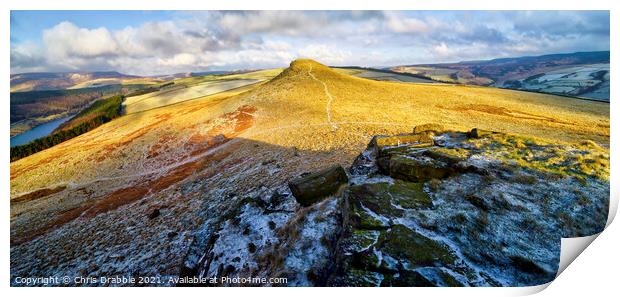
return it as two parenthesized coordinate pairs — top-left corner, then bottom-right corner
(379, 154), (454, 182)
(288, 165), (348, 206)
(374, 133), (434, 149)
(413, 123), (445, 134)
(327, 128), (608, 287)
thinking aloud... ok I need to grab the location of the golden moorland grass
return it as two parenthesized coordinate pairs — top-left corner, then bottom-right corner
(123, 79), (262, 114)
(122, 69), (290, 114)
(10, 59), (609, 197)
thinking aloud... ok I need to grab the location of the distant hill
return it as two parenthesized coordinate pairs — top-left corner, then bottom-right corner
(10, 71), (163, 92)
(391, 51), (610, 100)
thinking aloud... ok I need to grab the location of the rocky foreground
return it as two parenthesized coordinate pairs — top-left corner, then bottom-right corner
(180, 125), (608, 287)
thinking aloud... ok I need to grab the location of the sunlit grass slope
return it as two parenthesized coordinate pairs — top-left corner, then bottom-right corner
(245, 59), (608, 146)
(11, 59), (609, 196)
(122, 69), (285, 114)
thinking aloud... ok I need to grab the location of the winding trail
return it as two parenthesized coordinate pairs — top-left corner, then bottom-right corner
(307, 66), (338, 131)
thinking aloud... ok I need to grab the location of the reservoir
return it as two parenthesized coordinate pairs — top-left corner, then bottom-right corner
(10, 116), (71, 147)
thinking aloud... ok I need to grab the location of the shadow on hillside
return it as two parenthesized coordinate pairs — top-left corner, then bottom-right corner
(9, 136), (354, 284)
(10, 133), (610, 287)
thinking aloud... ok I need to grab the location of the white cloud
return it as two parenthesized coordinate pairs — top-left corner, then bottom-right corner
(157, 53), (198, 67)
(297, 44), (352, 65)
(43, 22), (118, 58)
(433, 43), (450, 57)
(217, 11), (324, 36)
(10, 42), (46, 72)
(384, 12), (429, 34)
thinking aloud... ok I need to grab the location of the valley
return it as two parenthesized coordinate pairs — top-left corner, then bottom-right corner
(10, 84), (146, 137)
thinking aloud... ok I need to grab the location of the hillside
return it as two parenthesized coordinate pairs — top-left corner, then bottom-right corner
(10, 84), (147, 136)
(392, 51), (610, 100)
(55, 95), (124, 132)
(122, 69), (283, 114)
(10, 71), (163, 92)
(10, 60), (609, 286)
(10, 95), (124, 161)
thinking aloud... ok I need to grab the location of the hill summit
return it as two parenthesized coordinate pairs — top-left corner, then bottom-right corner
(288, 59), (331, 71)
(274, 59), (345, 81)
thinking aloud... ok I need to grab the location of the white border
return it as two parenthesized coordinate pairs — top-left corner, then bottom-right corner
(2, 1), (618, 296)
(1, 0), (617, 10)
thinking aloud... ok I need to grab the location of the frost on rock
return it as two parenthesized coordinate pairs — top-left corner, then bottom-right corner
(182, 128), (607, 287)
(326, 128), (609, 287)
(278, 198), (340, 286)
(188, 185), (299, 283)
(186, 184), (342, 286)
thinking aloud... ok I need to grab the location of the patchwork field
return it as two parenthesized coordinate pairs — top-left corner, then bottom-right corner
(392, 51), (610, 100)
(350, 68), (437, 83)
(68, 77), (163, 89)
(501, 64), (610, 101)
(10, 71), (163, 92)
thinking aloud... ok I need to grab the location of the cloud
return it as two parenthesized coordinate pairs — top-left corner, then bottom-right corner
(10, 42), (46, 72)
(433, 43), (451, 57)
(297, 44), (352, 65)
(384, 11), (429, 33)
(217, 11), (321, 36)
(10, 11), (610, 75)
(511, 11), (610, 38)
(43, 22), (118, 58)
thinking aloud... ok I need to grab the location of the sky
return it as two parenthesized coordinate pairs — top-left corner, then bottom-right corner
(10, 10), (610, 76)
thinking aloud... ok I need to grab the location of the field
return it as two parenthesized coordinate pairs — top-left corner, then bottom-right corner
(10, 59), (609, 286)
(123, 79), (261, 114)
(123, 69), (287, 114)
(68, 77), (162, 89)
(348, 68), (437, 83)
(10, 71), (163, 92)
(392, 51), (610, 100)
(391, 66), (493, 85)
(502, 64), (610, 100)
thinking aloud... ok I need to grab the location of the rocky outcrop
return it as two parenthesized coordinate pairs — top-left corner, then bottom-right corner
(288, 165), (349, 206)
(180, 125), (608, 287)
(326, 127), (608, 286)
(468, 128), (494, 139)
(412, 123), (444, 134)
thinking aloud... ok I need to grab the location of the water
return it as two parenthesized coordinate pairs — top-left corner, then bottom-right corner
(10, 116), (71, 147)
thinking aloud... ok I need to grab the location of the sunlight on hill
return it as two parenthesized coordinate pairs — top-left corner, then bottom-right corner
(245, 59), (608, 150)
(10, 59), (609, 197)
